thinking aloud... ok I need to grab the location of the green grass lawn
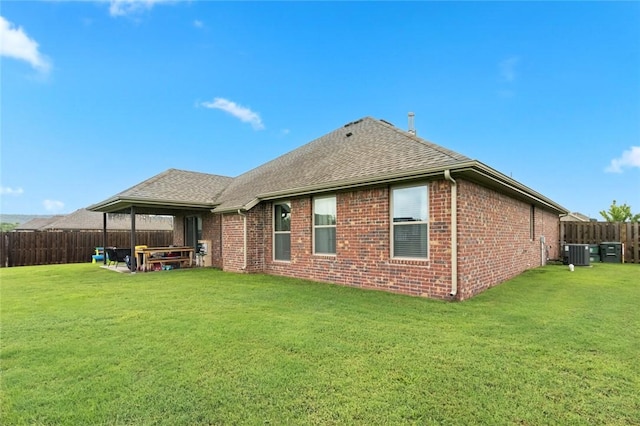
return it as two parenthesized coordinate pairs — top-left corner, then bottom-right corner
(1, 263), (638, 425)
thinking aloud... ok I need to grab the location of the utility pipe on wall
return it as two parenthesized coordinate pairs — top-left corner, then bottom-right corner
(444, 170), (458, 297)
(237, 210), (247, 270)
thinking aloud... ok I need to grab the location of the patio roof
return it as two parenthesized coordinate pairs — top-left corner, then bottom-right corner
(88, 169), (233, 214)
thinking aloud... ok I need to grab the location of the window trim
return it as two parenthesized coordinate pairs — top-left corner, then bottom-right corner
(273, 201), (291, 262)
(390, 183), (429, 260)
(313, 195), (337, 256)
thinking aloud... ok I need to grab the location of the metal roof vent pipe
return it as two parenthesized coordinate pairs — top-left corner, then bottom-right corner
(408, 112), (416, 135)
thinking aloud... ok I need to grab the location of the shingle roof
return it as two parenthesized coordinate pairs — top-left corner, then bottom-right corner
(16, 216), (63, 230)
(88, 169), (233, 213)
(560, 212), (591, 222)
(213, 117), (472, 211)
(114, 169), (232, 204)
(89, 117), (567, 215)
(51, 209), (173, 230)
(16, 209), (173, 231)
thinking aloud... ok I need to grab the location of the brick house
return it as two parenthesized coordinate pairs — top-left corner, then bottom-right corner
(89, 117), (567, 300)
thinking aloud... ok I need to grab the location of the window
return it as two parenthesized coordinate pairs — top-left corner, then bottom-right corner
(391, 185), (428, 259)
(530, 205), (535, 240)
(274, 202), (291, 261)
(314, 195), (336, 255)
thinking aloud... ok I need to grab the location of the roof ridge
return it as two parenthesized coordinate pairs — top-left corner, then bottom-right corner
(114, 169), (174, 196)
(116, 168), (234, 197)
(170, 168), (234, 179)
(373, 117), (470, 162)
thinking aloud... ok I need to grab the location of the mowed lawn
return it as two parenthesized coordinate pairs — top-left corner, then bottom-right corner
(1, 263), (638, 425)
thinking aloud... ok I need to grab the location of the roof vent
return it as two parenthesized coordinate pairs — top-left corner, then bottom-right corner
(344, 118), (363, 128)
(345, 132), (353, 137)
(408, 112), (416, 135)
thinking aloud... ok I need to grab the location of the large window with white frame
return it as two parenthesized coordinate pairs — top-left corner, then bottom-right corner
(313, 195), (337, 255)
(391, 184), (428, 259)
(274, 202), (291, 261)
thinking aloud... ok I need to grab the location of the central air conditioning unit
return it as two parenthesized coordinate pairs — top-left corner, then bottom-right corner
(563, 244), (590, 266)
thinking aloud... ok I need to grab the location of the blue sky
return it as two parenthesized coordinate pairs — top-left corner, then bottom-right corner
(1, 1), (639, 219)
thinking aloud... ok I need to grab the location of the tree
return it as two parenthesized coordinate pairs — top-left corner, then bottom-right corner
(599, 200), (640, 222)
(0, 222), (19, 232)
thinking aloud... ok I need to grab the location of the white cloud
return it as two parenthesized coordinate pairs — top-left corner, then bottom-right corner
(201, 97), (265, 130)
(193, 19), (204, 29)
(605, 146), (640, 173)
(499, 56), (519, 83)
(43, 199), (65, 212)
(0, 186), (24, 196)
(0, 16), (51, 73)
(108, 0), (174, 17)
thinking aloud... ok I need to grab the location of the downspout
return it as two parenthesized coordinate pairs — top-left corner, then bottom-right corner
(444, 170), (458, 298)
(237, 210), (247, 270)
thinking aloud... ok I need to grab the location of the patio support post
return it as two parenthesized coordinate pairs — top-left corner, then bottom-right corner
(130, 206), (136, 272)
(102, 212), (107, 265)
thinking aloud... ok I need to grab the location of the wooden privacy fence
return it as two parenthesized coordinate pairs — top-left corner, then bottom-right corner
(560, 221), (640, 263)
(0, 231), (174, 267)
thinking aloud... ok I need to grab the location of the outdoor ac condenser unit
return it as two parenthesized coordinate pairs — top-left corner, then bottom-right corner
(563, 244), (590, 266)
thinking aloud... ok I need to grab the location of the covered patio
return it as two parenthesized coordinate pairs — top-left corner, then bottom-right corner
(87, 169), (233, 272)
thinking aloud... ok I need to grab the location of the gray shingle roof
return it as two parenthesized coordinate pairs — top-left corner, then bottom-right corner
(114, 169), (233, 204)
(15, 216), (63, 230)
(89, 169), (233, 213)
(51, 209), (173, 230)
(17, 209), (173, 231)
(89, 117), (567, 215)
(213, 117), (471, 211)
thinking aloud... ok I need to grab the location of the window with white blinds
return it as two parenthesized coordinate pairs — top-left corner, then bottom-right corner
(391, 185), (428, 259)
(313, 195), (336, 255)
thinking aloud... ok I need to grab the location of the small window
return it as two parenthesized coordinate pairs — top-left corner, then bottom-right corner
(314, 195), (336, 255)
(274, 202), (291, 261)
(391, 185), (428, 259)
(530, 205), (535, 240)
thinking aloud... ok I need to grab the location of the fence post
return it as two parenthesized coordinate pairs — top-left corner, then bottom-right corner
(634, 222), (639, 264)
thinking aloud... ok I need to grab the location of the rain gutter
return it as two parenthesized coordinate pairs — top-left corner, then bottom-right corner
(444, 169), (458, 298)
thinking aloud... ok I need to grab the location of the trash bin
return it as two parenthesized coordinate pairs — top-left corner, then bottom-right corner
(588, 244), (600, 263)
(599, 242), (622, 263)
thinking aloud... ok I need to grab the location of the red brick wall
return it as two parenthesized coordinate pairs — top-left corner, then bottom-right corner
(214, 178), (560, 300)
(173, 213), (223, 268)
(246, 203), (267, 273)
(221, 213), (246, 272)
(173, 216), (185, 246)
(456, 179), (560, 300)
(537, 206), (561, 262)
(259, 182), (454, 299)
(201, 213), (223, 268)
